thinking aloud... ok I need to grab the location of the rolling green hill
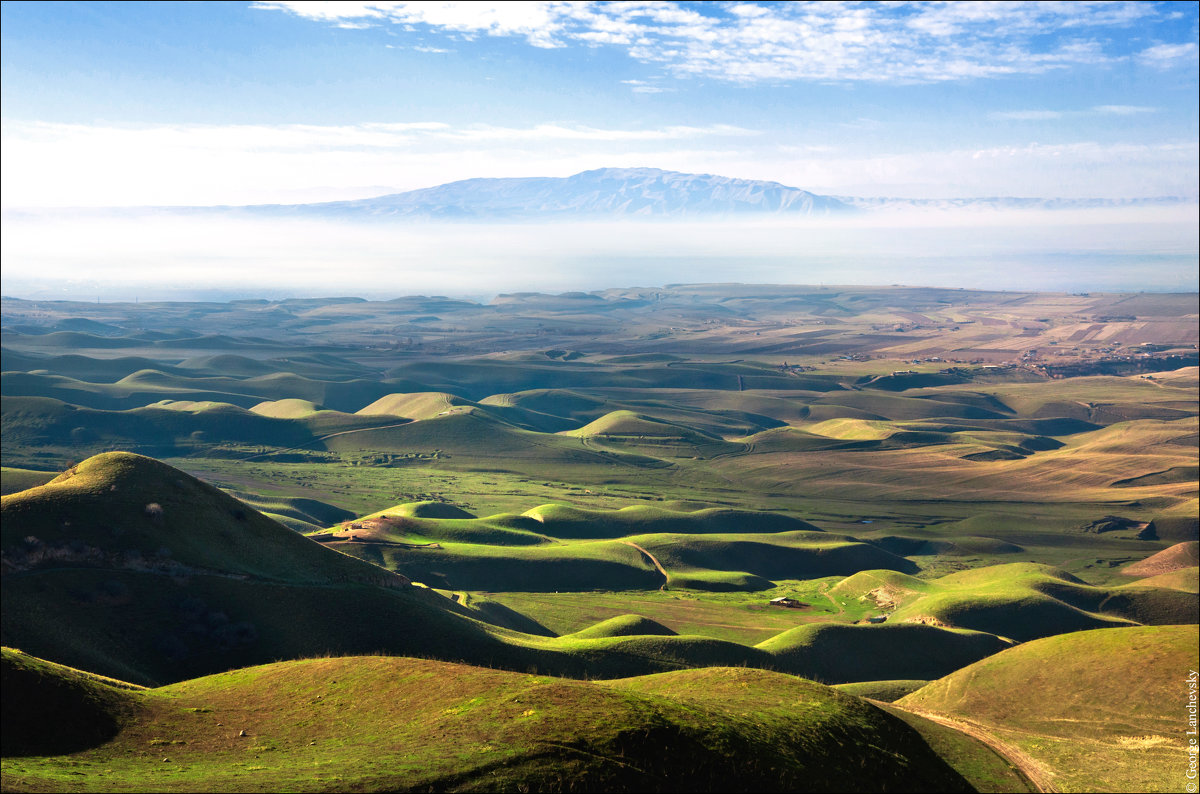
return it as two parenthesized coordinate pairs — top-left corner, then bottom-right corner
(899, 625), (1199, 793)
(756, 623), (1010, 684)
(322, 517), (910, 592)
(2, 288), (1196, 792)
(829, 563), (1195, 641)
(0, 466), (56, 496)
(0, 453), (1015, 689)
(520, 503), (820, 538)
(2, 649), (984, 793)
(0, 452), (402, 587)
(0, 394), (403, 461)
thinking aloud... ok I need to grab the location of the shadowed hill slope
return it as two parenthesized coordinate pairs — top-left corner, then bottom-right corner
(2, 649), (980, 793)
(1, 647), (143, 758)
(757, 623), (1010, 684)
(0, 452), (404, 587)
(0, 454), (1012, 689)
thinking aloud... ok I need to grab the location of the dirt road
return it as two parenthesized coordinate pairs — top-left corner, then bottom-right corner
(239, 422), (414, 461)
(619, 541), (669, 589)
(887, 703), (1056, 793)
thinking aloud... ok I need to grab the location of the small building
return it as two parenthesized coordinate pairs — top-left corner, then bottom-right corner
(866, 615), (888, 624)
(769, 597), (806, 609)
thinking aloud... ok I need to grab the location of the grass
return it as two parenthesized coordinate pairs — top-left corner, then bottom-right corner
(898, 625), (1199, 793)
(478, 584), (842, 645)
(2, 289), (1196, 790)
(1, 452), (1037, 689)
(331, 536), (665, 592)
(755, 623), (1010, 684)
(519, 503), (820, 538)
(870, 703), (1036, 793)
(1, 648), (984, 793)
(1, 467), (57, 495)
(0, 452), (404, 588)
(322, 527), (915, 593)
(832, 679), (929, 702)
(828, 562), (1196, 641)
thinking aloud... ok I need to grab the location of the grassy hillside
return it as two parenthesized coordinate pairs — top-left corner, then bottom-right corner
(330, 537), (665, 591)
(2, 650), (981, 793)
(899, 625), (1199, 793)
(0, 394), (403, 462)
(323, 526), (912, 593)
(833, 679), (929, 702)
(1, 647), (143, 758)
(829, 563), (1195, 641)
(757, 623), (1010, 684)
(521, 502), (821, 538)
(0, 467), (56, 496)
(2, 290), (1196, 792)
(0, 452), (403, 587)
(0, 453), (1019, 689)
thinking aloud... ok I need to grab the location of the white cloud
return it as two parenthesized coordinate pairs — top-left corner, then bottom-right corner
(254, 1), (1186, 84)
(988, 105), (1159, 121)
(1138, 42), (1200, 68)
(1093, 105), (1156, 115)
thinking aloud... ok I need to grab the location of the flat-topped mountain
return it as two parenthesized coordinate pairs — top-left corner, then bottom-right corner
(7, 168), (1191, 223)
(255, 167), (854, 219)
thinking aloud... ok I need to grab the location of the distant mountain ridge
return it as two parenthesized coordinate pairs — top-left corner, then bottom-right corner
(5, 167), (1193, 221)
(256, 167), (853, 219)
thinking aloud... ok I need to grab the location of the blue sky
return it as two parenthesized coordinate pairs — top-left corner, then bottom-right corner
(2, 1), (1197, 207)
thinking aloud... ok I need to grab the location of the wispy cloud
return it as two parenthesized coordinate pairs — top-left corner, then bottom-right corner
(1137, 41), (1200, 68)
(620, 79), (667, 94)
(254, 1), (1187, 84)
(1093, 104), (1157, 115)
(989, 105), (1159, 121)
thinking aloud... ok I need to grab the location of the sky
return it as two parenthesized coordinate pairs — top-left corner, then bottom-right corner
(1, 1), (1197, 298)
(2, 0), (1198, 206)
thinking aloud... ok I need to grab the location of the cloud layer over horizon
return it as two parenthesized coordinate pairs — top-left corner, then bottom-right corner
(3, 207), (1196, 301)
(4, 119), (1197, 208)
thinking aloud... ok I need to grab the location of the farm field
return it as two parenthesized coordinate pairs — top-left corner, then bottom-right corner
(2, 285), (1197, 792)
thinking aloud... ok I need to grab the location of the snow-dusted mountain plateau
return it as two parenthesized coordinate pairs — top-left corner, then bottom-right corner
(5, 168), (1192, 221)
(254, 167), (854, 219)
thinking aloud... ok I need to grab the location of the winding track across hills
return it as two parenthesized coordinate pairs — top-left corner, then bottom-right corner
(885, 703), (1054, 793)
(238, 422), (416, 461)
(618, 541), (669, 590)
